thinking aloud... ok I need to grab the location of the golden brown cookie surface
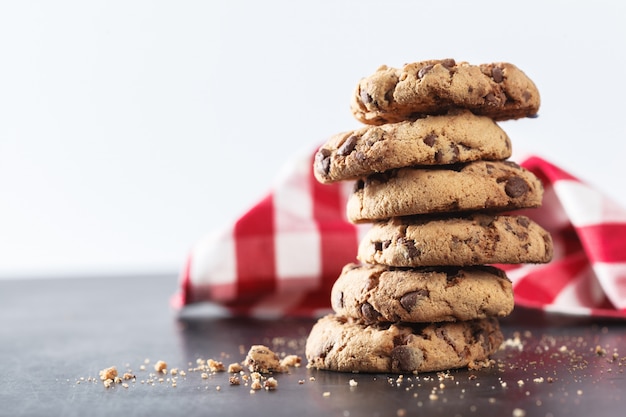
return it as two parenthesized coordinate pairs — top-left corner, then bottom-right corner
(351, 59), (540, 125)
(305, 315), (503, 374)
(358, 214), (553, 267)
(330, 263), (514, 324)
(314, 110), (511, 184)
(346, 161), (544, 223)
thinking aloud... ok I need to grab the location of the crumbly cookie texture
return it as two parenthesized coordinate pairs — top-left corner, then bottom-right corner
(314, 110), (511, 184)
(351, 59), (540, 125)
(331, 263), (514, 324)
(245, 345), (288, 373)
(358, 214), (553, 267)
(305, 315), (503, 374)
(346, 160), (544, 223)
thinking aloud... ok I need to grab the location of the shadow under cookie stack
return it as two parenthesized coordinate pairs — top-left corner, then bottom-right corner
(305, 59), (553, 374)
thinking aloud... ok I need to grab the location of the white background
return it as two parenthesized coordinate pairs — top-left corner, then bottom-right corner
(1, 0), (625, 279)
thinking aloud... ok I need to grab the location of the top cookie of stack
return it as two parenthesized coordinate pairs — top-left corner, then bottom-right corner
(352, 58), (539, 125)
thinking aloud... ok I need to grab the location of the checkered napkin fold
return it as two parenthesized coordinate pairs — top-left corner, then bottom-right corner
(173, 148), (626, 319)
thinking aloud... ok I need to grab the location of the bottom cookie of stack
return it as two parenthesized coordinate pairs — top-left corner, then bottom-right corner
(305, 315), (503, 374)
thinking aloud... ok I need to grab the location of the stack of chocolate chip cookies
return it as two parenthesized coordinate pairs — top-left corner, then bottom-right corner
(305, 59), (553, 374)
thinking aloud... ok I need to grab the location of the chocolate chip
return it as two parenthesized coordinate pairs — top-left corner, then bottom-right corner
(398, 237), (421, 258)
(441, 58), (456, 68)
(400, 289), (429, 312)
(355, 151), (367, 162)
(360, 302), (381, 322)
(492, 66), (504, 83)
(516, 216), (530, 228)
(354, 179), (365, 192)
(374, 241), (383, 252)
(337, 135), (357, 156)
(423, 133), (437, 147)
(391, 346), (423, 373)
(477, 215), (495, 227)
(485, 92), (499, 105)
(417, 64), (434, 79)
(382, 240), (391, 250)
(393, 334), (411, 346)
(445, 268), (463, 285)
(503, 160), (521, 169)
(522, 90), (531, 102)
(314, 148), (331, 175)
(504, 177), (529, 198)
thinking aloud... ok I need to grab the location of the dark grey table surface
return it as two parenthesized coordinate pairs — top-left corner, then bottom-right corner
(1, 274), (625, 417)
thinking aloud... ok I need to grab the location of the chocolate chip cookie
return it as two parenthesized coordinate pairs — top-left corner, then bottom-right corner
(358, 213), (553, 267)
(314, 110), (512, 184)
(305, 315), (503, 374)
(347, 160), (543, 223)
(351, 59), (540, 125)
(331, 263), (513, 324)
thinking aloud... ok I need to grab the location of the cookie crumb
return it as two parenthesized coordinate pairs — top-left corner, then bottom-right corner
(349, 379), (358, 387)
(512, 408), (526, 417)
(264, 377), (278, 390)
(154, 360), (167, 374)
(228, 363), (243, 373)
(322, 391), (331, 397)
(501, 335), (524, 351)
(207, 359), (225, 373)
(245, 345), (287, 373)
(280, 354), (302, 368)
(99, 367), (117, 381)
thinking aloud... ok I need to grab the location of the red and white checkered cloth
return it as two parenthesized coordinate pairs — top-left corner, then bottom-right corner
(173, 147), (626, 319)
